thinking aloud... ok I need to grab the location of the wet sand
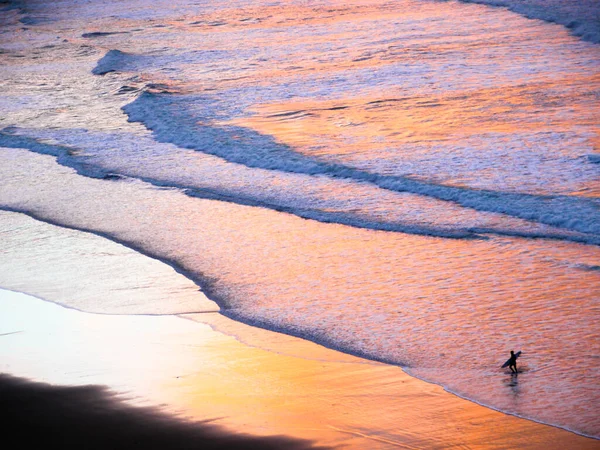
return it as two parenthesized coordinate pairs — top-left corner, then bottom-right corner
(1, 289), (597, 449)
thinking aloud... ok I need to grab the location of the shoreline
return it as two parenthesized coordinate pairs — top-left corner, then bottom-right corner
(1, 289), (598, 449)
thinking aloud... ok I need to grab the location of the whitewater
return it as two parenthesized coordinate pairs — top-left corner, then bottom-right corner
(0, 0), (598, 438)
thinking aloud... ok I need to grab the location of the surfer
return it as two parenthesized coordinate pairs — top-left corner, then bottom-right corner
(508, 350), (518, 374)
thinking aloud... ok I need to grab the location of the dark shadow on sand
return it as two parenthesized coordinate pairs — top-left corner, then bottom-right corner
(0, 374), (327, 450)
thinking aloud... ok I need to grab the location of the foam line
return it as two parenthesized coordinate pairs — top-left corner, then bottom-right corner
(2, 130), (599, 245)
(122, 93), (600, 240)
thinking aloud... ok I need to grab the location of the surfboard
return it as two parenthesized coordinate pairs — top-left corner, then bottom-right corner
(501, 351), (521, 368)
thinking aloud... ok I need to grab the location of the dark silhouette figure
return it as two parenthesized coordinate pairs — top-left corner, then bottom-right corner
(508, 350), (518, 374)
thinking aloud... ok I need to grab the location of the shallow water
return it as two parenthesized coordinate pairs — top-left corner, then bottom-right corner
(0, 0), (599, 437)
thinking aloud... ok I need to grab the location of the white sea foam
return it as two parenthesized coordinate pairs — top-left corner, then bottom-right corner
(2, 127), (598, 244)
(120, 94), (600, 239)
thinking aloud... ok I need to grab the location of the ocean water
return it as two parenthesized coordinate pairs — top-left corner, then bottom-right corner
(1, 0), (599, 438)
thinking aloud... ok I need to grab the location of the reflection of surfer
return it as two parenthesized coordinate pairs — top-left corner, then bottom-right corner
(508, 350), (518, 374)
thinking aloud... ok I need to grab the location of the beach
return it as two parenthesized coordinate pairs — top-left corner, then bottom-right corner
(1, 286), (598, 449)
(1, 0), (599, 446)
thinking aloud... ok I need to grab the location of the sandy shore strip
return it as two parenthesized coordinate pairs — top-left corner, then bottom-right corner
(1, 289), (597, 449)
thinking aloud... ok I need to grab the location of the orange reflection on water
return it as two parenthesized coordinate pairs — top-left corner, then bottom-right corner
(224, 69), (600, 197)
(231, 74), (599, 150)
(3, 149), (599, 436)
